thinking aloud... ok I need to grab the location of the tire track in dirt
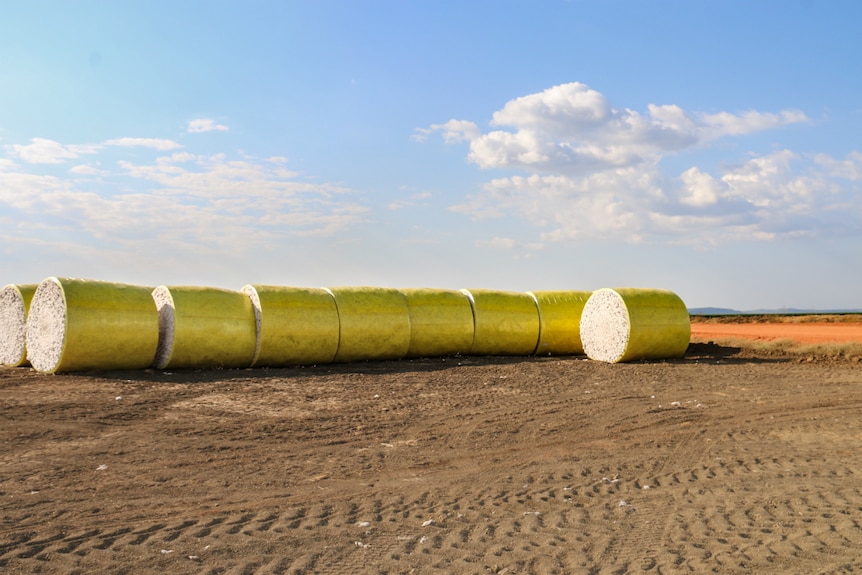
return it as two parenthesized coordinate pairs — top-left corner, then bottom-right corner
(4, 358), (862, 573)
(3, 447), (861, 574)
(610, 364), (862, 574)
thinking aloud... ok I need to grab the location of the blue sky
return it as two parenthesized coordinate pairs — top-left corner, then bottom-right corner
(2, 1), (861, 310)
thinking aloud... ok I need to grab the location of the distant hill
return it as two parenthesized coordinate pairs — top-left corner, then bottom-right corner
(689, 307), (740, 315)
(690, 307), (862, 315)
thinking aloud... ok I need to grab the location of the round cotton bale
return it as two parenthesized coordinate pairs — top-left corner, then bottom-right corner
(240, 285), (339, 367)
(0, 284), (38, 367)
(528, 290), (592, 356)
(152, 286), (257, 370)
(579, 288), (690, 363)
(327, 287), (411, 363)
(25, 277), (159, 373)
(460, 289), (540, 356)
(400, 288), (474, 358)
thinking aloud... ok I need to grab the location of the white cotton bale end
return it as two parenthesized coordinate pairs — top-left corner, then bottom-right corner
(579, 288), (690, 363)
(240, 285), (339, 367)
(400, 288), (474, 358)
(25, 278), (159, 373)
(152, 286), (257, 370)
(327, 287), (411, 363)
(528, 290), (592, 356)
(460, 289), (540, 356)
(0, 284), (38, 367)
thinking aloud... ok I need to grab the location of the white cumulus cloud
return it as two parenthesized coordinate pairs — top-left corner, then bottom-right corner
(446, 82), (808, 175)
(813, 151), (862, 181)
(417, 82), (808, 177)
(679, 167), (722, 207)
(422, 82), (855, 245)
(451, 147), (861, 245)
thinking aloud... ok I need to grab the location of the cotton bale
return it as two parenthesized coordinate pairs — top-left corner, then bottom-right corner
(528, 290), (592, 356)
(327, 287), (411, 363)
(152, 285), (257, 370)
(579, 288), (690, 363)
(25, 277), (159, 373)
(0, 284), (38, 367)
(400, 288), (474, 358)
(240, 285), (339, 367)
(460, 289), (540, 356)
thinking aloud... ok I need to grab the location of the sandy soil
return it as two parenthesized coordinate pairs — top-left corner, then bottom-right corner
(3, 334), (862, 574)
(691, 322), (862, 344)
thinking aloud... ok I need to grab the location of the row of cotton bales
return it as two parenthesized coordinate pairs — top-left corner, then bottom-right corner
(1, 278), (690, 373)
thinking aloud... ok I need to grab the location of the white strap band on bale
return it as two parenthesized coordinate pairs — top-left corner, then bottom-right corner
(240, 285), (339, 367)
(400, 288), (474, 358)
(152, 286), (257, 370)
(25, 278), (159, 373)
(326, 287), (411, 363)
(580, 287), (690, 363)
(460, 289), (541, 356)
(528, 290), (592, 356)
(0, 284), (38, 367)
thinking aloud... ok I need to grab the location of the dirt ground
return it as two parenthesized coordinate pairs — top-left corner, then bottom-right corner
(3, 324), (862, 574)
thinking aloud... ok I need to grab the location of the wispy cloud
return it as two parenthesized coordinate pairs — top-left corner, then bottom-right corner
(411, 119), (479, 144)
(103, 137), (182, 150)
(8, 138), (101, 164)
(6, 136), (184, 164)
(387, 191), (432, 210)
(187, 118), (230, 133)
(475, 236), (517, 249)
(0, 169), (71, 211)
(0, 134), (369, 264)
(68, 164), (106, 176)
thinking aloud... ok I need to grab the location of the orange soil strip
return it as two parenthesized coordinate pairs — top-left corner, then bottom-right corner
(691, 322), (862, 344)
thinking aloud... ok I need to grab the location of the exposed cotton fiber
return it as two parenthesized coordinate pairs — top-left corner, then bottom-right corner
(0, 284), (37, 367)
(240, 285), (339, 367)
(400, 288), (474, 358)
(152, 286), (257, 370)
(26, 278), (159, 373)
(151, 286), (176, 370)
(580, 288), (690, 363)
(460, 289), (540, 356)
(242, 285), (263, 363)
(327, 287), (411, 363)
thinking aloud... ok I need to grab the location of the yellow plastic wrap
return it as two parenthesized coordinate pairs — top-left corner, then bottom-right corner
(580, 288), (690, 363)
(153, 286), (257, 370)
(400, 288), (474, 358)
(327, 287), (411, 363)
(0, 284), (38, 367)
(528, 290), (592, 356)
(460, 289), (540, 356)
(241, 285), (339, 367)
(25, 278), (159, 373)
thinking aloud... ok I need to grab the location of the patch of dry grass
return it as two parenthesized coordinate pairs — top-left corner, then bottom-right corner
(691, 314), (862, 324)
(691, 335), (862, 363)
